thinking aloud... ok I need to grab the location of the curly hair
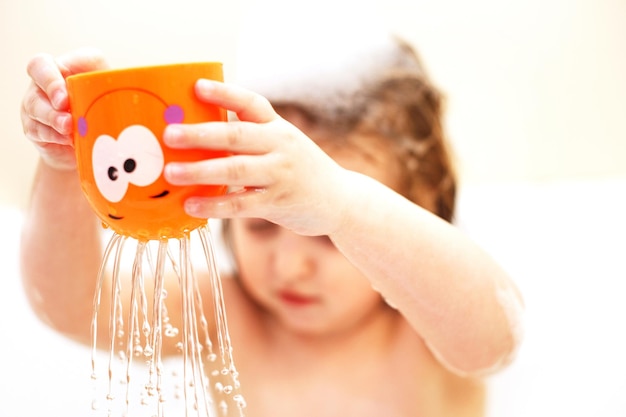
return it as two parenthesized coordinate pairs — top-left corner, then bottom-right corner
(356, 59), (457, 222)
(268, 37), (457, 222)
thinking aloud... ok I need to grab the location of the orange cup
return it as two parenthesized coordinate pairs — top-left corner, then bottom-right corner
(67, 63), (228, 241)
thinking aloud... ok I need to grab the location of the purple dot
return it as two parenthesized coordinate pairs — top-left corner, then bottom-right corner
(78, 117), (88, 137)
(164, 105), (184, 124)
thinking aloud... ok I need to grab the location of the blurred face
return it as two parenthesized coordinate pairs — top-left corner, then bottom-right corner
(229, 129), (402, 337)
(231, 218), (383, 336)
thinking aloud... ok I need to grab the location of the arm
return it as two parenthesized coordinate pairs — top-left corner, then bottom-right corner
(19, 49), (109, 346)
(20, 161), (104, 344)
(163, 80), (524, 376)
(327, 170), (523, 375)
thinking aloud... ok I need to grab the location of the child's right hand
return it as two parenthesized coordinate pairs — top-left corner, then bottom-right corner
(20, 48), (108, 170)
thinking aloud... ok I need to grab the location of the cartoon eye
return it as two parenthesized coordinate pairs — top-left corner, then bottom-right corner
(92, 125), (165, 203)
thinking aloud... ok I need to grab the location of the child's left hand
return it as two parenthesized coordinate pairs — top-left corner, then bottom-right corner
(163, 79), (351, 237)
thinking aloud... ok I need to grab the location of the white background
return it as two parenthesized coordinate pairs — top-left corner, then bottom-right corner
(1, 0), (625, 415)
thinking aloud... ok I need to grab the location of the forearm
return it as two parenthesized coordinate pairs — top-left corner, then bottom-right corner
(329, 171), (523, 375)
(20, 160), (103, 343)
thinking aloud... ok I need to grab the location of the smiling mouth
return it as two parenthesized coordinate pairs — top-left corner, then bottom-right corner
(150, 190), (170, 199)
(107, 190), (170, 221)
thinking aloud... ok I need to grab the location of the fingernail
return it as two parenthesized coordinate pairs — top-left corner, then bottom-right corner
(184, 199), (205, 218)
(196, 78), (217, 92)
(163, 125), (182, 146)
(164, 163), (183, 182)
(51, 89), (67, 110)
(56, 113), (72, 135)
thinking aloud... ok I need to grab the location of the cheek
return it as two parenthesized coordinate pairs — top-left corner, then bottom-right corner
(343, 279), (383, 308)
(325, 258), (382, 304)
(331, 276), (386, 328)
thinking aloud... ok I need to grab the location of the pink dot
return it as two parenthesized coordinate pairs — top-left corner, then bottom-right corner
(164, 105), (184, 124)
(78, 117), (88, 136)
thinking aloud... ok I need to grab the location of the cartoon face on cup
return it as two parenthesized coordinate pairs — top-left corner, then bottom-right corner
(67, 63), (228, 240)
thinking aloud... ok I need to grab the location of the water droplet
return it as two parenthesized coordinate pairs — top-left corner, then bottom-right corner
(164, 325), (179, 337)
(90, 228), (243, 417)
(233, 394), (247, 409)
(143, 344), (154, 357)
(219, 400), (228, 411)
(146, 383), (157, 396)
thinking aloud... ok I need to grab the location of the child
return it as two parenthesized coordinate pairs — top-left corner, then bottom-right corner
(19, 34), (523, 417)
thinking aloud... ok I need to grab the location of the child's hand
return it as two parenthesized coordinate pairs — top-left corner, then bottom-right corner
(20, 48), (108, 170)
(163, 79), (351, 237)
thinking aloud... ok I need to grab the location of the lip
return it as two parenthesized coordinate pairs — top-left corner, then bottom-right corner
(279, 291), (317, 306)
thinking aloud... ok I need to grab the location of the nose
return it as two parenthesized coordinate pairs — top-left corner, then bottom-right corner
(272, 231), (316, 284)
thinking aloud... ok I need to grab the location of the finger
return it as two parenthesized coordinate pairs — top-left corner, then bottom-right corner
(27, 53), (68, 110)
(26, 47), (108, 111)
(22, 86), (72, 136)
(194, 79), (278, 124)
(164, 120), (277, 154)
(22, 111), (73, 147)
(36, 142), (78, 171)
(183, 188), (269, 219)
(164, 154), (276, 187)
